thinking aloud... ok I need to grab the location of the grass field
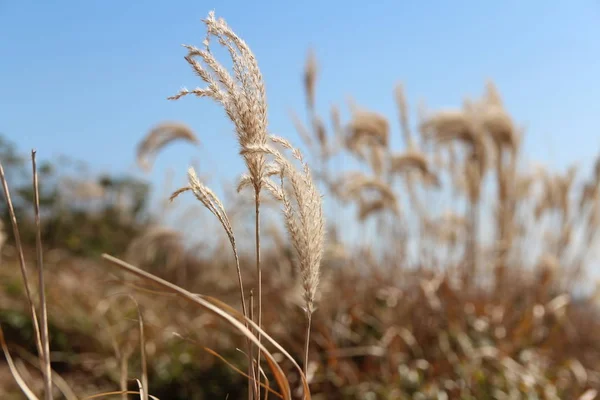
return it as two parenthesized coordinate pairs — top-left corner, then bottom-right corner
(1, 11), (600, 400)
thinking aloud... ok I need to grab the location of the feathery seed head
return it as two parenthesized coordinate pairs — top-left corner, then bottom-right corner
(391, 150), (429, 176)
(241, 138), (326, 314)
(169, 11), (268, 192)
(346, 109), (390, 152)
(394, 83), (414, 149)
(137, 122), (199, 172)
(270, 140), (325, 314)
(304, 49), (318, 111)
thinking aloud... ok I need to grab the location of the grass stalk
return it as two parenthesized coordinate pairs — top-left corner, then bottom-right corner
(303, 312), (312, 379)
(0, 163), (45, 373)
(249, 289), (257, 399)
(32, 151), (53, 400)
(254, 190), (262, 399)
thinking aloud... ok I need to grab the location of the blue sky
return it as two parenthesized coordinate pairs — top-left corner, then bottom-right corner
(1, 1), (600, 201)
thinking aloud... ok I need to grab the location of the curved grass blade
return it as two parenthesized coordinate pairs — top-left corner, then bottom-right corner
(0, 324), (40, 400)
(101, 253), (294, 400)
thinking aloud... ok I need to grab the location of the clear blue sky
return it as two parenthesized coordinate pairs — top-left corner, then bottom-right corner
(1, 1), (600, 197)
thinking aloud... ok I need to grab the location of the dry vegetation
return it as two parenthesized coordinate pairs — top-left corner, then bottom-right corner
(2, 10), (600, 400)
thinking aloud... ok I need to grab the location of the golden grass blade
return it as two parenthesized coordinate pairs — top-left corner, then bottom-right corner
(32, 150), (53, 400)
(120, 349), (130, 400)
(104, 293), (148, 400)
(13, 345), (78, 400)
(205, 295), (312, 399)
(250, 289), (258, 399)
(101, 254), (295, 400)
(136, 379), (145, 400)
(579, 389), (598, 400)
(0, 163), (45, 370)
(83, 390), (160, 400)
(256, 363), (270, 400)
(138, 307), (148, 400)
(201, 346), (283, 399)
(0, 325), (40, 400)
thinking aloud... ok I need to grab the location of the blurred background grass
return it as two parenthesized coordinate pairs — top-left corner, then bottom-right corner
(2, 73), (600, 398)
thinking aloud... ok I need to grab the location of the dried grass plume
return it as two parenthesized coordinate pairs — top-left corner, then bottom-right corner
(137, 122), (199, 172)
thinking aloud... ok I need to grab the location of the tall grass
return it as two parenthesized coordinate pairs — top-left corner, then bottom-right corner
(2, 11), (323, 400)
(1, 9), (600, 400)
